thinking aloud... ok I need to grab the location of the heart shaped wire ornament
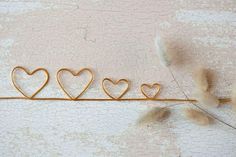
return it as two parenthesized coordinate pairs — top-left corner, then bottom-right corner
(141, 83), (161, 99)
(2, 66), (230, 106)
(102, 78), (130, 99)
(56, 68), (94, 100)
(11, 66), (49, 99)
(5, 66), (234, 130)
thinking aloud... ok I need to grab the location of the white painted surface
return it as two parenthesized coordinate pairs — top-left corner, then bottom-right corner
(0, 0), (236, 156)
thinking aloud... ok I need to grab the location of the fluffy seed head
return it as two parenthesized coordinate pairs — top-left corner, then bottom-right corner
(137, 107), (170, 125)
(154, 35), (171, 67)
(185, 108), (213, 125)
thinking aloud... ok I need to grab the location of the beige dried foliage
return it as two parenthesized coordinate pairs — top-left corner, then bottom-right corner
(195, 90), (219, 107)
(185, 108), (213, 125)
(193, 67), (209, 91)
(137, 107), (170, 125)
(232, 83), (236, 111)
(154, 35), (172, 67)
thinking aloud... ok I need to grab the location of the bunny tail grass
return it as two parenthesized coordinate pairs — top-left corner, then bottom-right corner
(195, 90), (220, 107)
(185, 108), (213, 125)
(232, 83), (236, 111)
(154, 35), (171, 67)
(193, 67), (209, 91)
(137, 107), (170, 125)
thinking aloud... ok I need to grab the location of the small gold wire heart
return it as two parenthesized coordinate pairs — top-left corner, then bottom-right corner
(102, 78), (130, 99)
(141, 83), (161, 99)
(11, 66), (49, 99)
(56, 68), (94, 100)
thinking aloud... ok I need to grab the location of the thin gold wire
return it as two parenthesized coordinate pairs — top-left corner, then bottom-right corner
(141, 83), (161, 99)
(56, 68), (94, 100)
(0, 97), (231, 103)
(0, 66), (230, 104)
(102, 78), (130, 99)
(11, 66), (49, 99)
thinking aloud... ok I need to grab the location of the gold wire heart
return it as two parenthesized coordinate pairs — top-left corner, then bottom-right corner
(102, 78), (130, 99)
(141, 83), (161, 99)
(56, 68), (94, 100)
(11, 66), (49, 99)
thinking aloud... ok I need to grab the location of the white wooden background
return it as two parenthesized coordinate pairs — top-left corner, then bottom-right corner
(0, 0), (236, 157)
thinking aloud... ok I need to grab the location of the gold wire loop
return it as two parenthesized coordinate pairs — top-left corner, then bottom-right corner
(141, 83), (161, 99)
(4, 66), (230, 104)
(102, 78), (130, 100)
(56, 68), (94, 100)
(11, 66), (50, 99)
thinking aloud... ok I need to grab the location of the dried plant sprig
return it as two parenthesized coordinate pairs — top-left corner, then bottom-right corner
(192, 67), (219, 107)
(232, 83), (236, 111)
(137, 107), (170, 125)
(154, 35), (171, 67)
(185, 108), (213, 125)
(192, 67), (209, 91)
(195, 90), (220, 107)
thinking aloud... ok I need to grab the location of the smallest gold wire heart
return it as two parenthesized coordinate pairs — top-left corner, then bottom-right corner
(102, 78), (130, 99)
(56, 68), (94, 100)
(11, 66), (50, 99)
(141, 83), (161, 99)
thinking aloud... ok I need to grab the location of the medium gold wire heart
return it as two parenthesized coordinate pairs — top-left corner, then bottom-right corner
(141, 83), (161, 99)
(102, 78), (130, 99)
(56, 68), (94, 100)
(11, 66), (50, 99)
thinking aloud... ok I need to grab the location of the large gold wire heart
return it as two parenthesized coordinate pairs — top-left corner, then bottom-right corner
(11, 66), (49, 99)
(141, 83), (161, 99)
(102, 78), (130, 99)
(56, 68), (94, 100)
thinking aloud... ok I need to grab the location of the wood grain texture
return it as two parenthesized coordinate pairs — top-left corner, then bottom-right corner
(0, 0), (235, 156)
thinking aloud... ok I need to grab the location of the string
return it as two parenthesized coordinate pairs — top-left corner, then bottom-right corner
(167, 68), (236, 130)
